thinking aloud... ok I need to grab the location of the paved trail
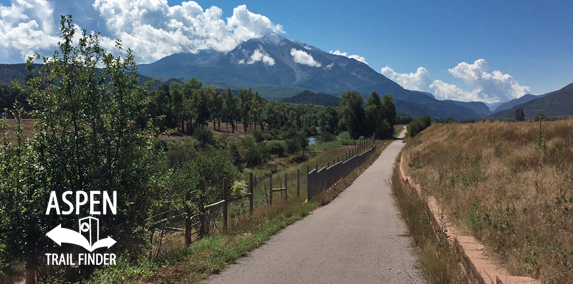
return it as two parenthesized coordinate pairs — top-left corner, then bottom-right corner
(205, 132), (425, 284)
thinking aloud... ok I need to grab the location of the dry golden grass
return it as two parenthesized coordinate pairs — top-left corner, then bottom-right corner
(0, 118), (35, 143)
(402, 119), (573, 282)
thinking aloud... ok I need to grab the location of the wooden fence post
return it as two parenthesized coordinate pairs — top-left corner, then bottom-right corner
(297, 169), (300, 198)
(199, 181), (207, 237)
(249, 172), (254, 217)
(185, 191), (192, 246)
(284, 173), (288, 201)
(269, 172), (273, 205)
(223, 177), (228, 232)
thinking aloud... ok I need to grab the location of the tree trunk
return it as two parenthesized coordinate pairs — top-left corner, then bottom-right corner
(25, 256), (36, 284)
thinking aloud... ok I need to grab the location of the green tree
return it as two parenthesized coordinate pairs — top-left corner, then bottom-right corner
(239, 89), (254, 133)
(381, 94), (396, 129)
(210, 88), (223, 130)
(222, 89), (239, 133)
(318, 105), (339, 134)
(0, 16), (163, 282)
(340, 91), (365, 139)
(515, 108), (525, 121)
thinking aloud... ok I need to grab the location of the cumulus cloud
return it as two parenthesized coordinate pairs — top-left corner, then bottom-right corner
(291, 48), (321, 67)
(448, 59), (531, 101)
(381, 66), (432, 92)
(0, 0), (284, 63)
(242, 47), (275, 66)
(381, 59), (531, 103)
(330, 49), (368, 65)
(0, 0), (60, 59)
(428, 80), (480, 101)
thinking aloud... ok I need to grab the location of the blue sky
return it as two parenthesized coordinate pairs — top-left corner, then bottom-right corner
(0, 0), (571, 103)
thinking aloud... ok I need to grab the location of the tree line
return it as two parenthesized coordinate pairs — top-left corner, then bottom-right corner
(146, 82), (396, 141)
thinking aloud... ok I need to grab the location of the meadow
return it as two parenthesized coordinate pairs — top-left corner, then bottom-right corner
(401, 118), (573, 282)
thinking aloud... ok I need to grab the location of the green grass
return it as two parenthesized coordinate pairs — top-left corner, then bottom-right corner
(87, 139), (392, 284)
(390, 160), (465, 283)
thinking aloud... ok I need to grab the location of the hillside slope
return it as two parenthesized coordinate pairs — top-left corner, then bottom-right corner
(490, 82), (573, 119)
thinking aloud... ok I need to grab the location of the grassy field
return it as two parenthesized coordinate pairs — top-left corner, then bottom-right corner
(401, 118), (573, 282)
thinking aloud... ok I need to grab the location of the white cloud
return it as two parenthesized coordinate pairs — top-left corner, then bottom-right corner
(448, 59), (531, 101)
(0, 0), (60, 59)
(244, 47), (275, 66)
(330, 49), (368, 65)
(381, 59), (531, 103)
(0, 1), (284, 63)
(227, 4), (284, 43)
(428, 80), (481, 102)
(290, 48), (321, 67)
(381, 66), (432, 92)
(348, 55), (368, 65)
(331, 50), (347, 57)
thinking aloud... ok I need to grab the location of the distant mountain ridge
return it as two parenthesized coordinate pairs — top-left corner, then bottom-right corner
(489, 82), (573, 119)
(493, 94), (548, 112)
(444, 100), (492, 118)
(137, 32), (485, 120)
(281, 90), (341, 106)
(0, 63), (175, 90)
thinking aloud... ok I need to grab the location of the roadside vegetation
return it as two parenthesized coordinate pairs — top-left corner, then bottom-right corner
(390, 163), (465, 283)
(86, 139), (392, 284)
(401, 118), (573, 282)
(0, 16), (399, 283)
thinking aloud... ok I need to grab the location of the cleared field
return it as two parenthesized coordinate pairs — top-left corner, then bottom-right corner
(0, 118), (35, 143)
(402, 119), (573, 282)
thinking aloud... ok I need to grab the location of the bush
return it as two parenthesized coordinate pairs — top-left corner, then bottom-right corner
(319, 131), (336, 143)
(286, 138), (301, 154)
(252, 129), (264, 142)
(261, 131), (273, 141)
(408, 115), (432, 137)
(267, 140), (287, 157)
(193, 127), (216, 147)
(338, 131), (354, 145)
(227, 136), (270, 168)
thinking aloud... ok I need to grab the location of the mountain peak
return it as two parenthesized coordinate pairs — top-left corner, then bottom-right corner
(258, 32), (288, 45)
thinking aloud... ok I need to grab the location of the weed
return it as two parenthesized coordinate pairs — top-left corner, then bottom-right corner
(401, 118), (573, 280)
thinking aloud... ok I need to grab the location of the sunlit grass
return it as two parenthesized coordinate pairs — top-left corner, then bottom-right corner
(401, 118), (573, 281)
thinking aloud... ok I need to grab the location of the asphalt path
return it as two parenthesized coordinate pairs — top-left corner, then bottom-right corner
(204, 131), (425, 284)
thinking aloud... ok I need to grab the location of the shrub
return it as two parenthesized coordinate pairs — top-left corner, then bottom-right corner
(261, 131), (273, 141)
(252, 129), (264, 142)
(319, 131), (336, 143)
(338, 131), (354, 145)
(408, 115), (432, 137)
(267, 140), (287, 157)
(194, 127), (216, 147)
(286, 138), (301, 154)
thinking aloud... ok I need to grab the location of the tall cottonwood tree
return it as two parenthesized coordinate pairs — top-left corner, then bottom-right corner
(0, 16), (163, 283)
(340, 91), (365, 139)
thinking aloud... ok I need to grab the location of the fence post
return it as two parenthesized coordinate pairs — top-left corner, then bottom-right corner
(223, 177), (228, 232)
(199, 181), (207, 237)
(284, 173), (288, 201)
(185, 191), (192, 246)
(269, 172), (273, 206)
(297, 169), (300, 198)
(249, 172), (254, 217)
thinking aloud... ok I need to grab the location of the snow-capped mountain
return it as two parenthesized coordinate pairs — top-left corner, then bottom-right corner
(137, 32), (486, 120)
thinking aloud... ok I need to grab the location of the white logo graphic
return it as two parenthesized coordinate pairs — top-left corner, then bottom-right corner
(46, 217), (116, 252)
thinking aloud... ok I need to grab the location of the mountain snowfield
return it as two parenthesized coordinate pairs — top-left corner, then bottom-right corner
(137, 32), (503, 120)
